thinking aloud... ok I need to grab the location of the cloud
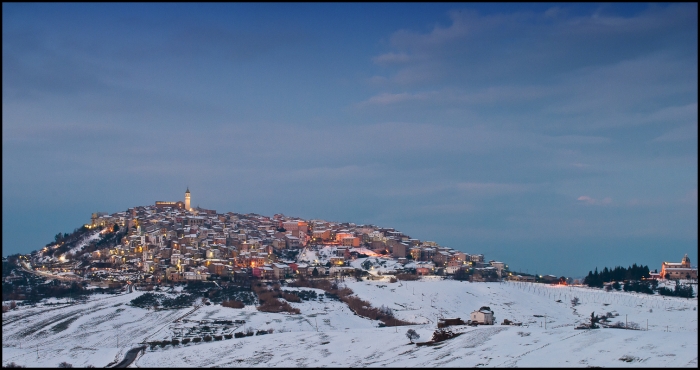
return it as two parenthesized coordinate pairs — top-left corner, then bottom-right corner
(457, 182), (537, 194)
(375, 4), (697, 87)
(362, 4), (697, 135)
(577, 195), (614, 206)
(372, 52), (411, 65)
(577, 195), (596, 204)
(652, 123), (698, 142)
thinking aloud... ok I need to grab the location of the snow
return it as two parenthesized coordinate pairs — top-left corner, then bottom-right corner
(64, 231), (102, 257)
(2, 279), (697, 367)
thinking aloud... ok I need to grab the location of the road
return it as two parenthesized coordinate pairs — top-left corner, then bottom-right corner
(20, 260), (84, 283)
(113, 346), (146, 368)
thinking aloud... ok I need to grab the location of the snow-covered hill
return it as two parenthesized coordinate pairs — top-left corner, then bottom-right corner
(2, 278), (697, 367)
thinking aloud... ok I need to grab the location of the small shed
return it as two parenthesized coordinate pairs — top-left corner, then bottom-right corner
(437, 317), (465, 328)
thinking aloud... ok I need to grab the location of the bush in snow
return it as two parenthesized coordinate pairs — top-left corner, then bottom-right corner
(406, 329), (420, 343)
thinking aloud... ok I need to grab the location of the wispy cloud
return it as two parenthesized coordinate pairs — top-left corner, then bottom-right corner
(577, 195), (613, 205)
(372, 52), (411, 65)
(457, 182), (537, 194)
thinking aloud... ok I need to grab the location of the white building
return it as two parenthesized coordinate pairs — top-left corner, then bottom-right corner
(470, 306), (495, 325)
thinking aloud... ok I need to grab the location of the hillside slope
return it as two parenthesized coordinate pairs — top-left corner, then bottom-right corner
(2, 278), (697, 367)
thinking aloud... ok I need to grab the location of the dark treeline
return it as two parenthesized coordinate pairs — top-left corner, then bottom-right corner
(583, 264), (650, 287)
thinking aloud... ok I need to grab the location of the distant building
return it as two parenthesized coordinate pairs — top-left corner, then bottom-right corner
(660, 254), (698, 280)
(469, 306), (495, 325)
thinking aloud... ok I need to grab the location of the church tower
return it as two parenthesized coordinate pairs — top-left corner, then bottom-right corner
(682, 254), (691, 268)
(185, 187), (191, 211)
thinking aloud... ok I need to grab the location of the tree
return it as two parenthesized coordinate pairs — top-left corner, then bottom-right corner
(571, 297), (580, 307)
(58, 362), (73, 368)
(312, 267), (319, 277)
(406, 329), (420, 344)
(589, 312), (600, 329)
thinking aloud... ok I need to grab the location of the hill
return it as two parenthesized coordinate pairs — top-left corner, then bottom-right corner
(2, 277), (697, 367)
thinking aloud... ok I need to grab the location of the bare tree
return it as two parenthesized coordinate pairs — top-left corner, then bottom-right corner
(406, 329), (420, 344)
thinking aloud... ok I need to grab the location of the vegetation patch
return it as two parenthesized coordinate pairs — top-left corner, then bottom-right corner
(51, 316), (79, 333)
(289, 277), (415, 326)
(252, 283), (301, 314)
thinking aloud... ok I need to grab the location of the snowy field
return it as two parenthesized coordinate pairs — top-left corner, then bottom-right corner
(2, 278), (697, 367)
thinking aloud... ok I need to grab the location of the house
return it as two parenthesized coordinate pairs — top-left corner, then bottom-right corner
(540, 274), (559, 284)
(445, 260), (462, 275)
(508, 274), (536, 282)
(469, 306), (495, 325)
(471, 267), (499, 282)
(415, 262), (434, 276)
(272, 263), (291, 279)
(489, 261), (506, 277)
(293, 263), (310, 276)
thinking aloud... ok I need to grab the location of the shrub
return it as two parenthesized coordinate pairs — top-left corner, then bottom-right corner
(58, 362), (73, 368)
(280, 292), (302, 303)
(224, 334), (233, 339)
(203, 335), (212, 342)
(214, 335), (223, 341)
(234, 332), (245, 338)
(171, 339), (180, 345)
(181, 338), (191, 344)
(221, 300), (245, 309)
(431, 328), (457, 342)
(395, 274), (420, 281)
(389, 277), (398, 283)
(192, 337), (202, 343)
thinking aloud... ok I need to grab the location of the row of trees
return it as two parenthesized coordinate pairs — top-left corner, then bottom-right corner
(657, 281), (695, 298)
(129, 292), (197, 309)
(583, 264), (650, 287)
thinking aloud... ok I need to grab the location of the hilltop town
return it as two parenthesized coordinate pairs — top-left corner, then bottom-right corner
(2, 189), (698, 368)
(17, 188), (516, 290)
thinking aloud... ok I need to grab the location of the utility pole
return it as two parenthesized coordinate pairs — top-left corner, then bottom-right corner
(625, 314), (627, 329)
(544, 314), (546, 330)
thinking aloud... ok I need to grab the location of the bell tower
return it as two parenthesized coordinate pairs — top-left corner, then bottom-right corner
(682, 254), (690, 268)
(185, 187), (191, 211)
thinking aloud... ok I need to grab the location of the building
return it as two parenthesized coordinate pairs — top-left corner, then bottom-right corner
(469, 306), (495, 325)
(660, 254), (698, 280)
(185, 187), (191, 211)
(155, 201), (185, 211)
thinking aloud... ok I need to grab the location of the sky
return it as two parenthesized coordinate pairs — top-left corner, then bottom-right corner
(2, 3), (697, 277)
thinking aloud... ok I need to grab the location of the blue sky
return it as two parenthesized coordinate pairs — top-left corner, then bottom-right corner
(3, 3), (697, 277)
